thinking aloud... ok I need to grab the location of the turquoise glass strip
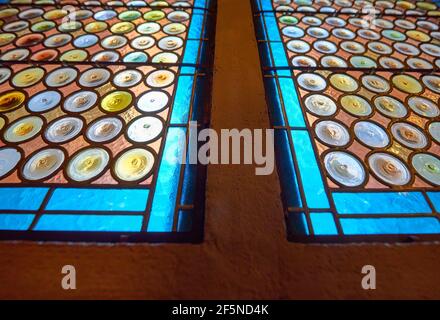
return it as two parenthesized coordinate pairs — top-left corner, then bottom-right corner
(341, 217), (440, 235)
(0, 188), (49, 211)
(35, 215), (143, 232)
(0, 214), (34, 230)
(148, 127), (186, 232)
(46, 188), (149, 212)
(310, 213), (338, 235)
(333, 192), (432, 214)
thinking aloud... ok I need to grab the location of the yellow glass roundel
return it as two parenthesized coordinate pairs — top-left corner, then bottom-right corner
(0, 8), (19, 19)
(85, 21), (108, 33)
(392, 74), (423, 94)
(406, 30), (431, 42)
(60, 49), (88, 62)
(417, 2), (436, 10)
(4, 116), (43, 143)
(115, 148), (154, 182)
(0, 33), (16, 46)
(340, 95), (372, 117)
(12, 67), (44, 87)
(0, 91), (26, 113)
(43, 9), (68, 20)
(101, 91), (133, 113)
(144, 10), (166, 21)
(329, 74), (359, 92)
(110, 22), (135, 34)
(0, 117), (5, 130)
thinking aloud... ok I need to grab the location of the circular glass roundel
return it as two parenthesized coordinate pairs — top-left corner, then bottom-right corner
(304, 94), (337, 116)
(350, 56), (377, 68)
(91, 51), (119, 62)
(86, 116), (123, 143)
(4, 116), (43, 143)
(131, 36), (155, 50)
(357, 29), (380, 40)
(137, 22), (161, 34)
(113, 69), (142, 88)
(340, 41), (365, 54)
(329, 74), (359, 92)
(368, 42), (392, 55)
(158, 36), (183, 51)
(354, 121), (390, 149)
(282, 26), (305, 38)
(326, 16), (346, 27)
(407, 57), (433, 70)
(0, 68), (10, 84)
(163, 23), (186, 35)
(279, 15), (299, 25)
(146, 70), (175, 88)
(313, 40), (337, 54)
(152, 52), (179, 63)
(167, 11), (190, 22)
(60, 49), (88, 62)
(64, 91), (97, 113)
(307, 27), (329, 39)
(408, 97), (439, 118)
(368, 152), (411, 186)
(67, 148), (110, 182)
(422, 75), (440, 93)
(1, 48), (30, 61)
(391, 122), (428, 149)
(74, 34), (99, 48)
(45, 67), (77, 87)
(291, 56), (317, 67)
(28, 91), (61, 113)
(44, 34), (72, 48)
(12, 67), (44, 87)
(428, 122), (440, 143)
(324, 151), (366, 187)
(332, 28), (356, 40)
(45, 117), (83, 143)
(379, 57), (404, 69)
(420, 44), (440, 57)
(392, 74), (423, 94)
(137, 91), (169, 113)
(287, 40), (310, 53)
(101, 35), (127, 49)
(22, 148), (65, 181)
(0, 91), (26, 113)
(127, 116), (163, 143)
(114, 148), (155, 182)
(0, 147), (21, 178)
(101, 91), (133, 113)
(111, 22), (135, 34)
(361, 75), (390, 93)
(321, 56), (347, 68)
(297, 73), (327, 91)
(412, 153), (440, 186)
(123, 52), (148, 63)
(94, 10), (117, 21)
(374, 96), (408, 118)
(79, 68), (111, 87)
(340, 95), (372, 117)
(315, 120), (350, 146)
(394, 43), (420, 56)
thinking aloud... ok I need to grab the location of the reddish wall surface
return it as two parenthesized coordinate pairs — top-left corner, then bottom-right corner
(0, 0), (439, 299)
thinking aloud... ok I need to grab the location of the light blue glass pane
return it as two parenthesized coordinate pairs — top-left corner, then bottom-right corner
(260, 0), (274, 11)
(194, 0), (208, 8)
(291, 130), (329, 208)
(333, 192), (432, 214)
(171, 75), (194, 124)
(148, 127), (186, 232)
(0, 188), (49, 210)
(35, 215), (143, 232)
(428, 192), (440, 213)
(341, 217), (440, 235)
(46, 188), (149, 212)
(0, 214), (34, 230)
(279, 78), (306, 128)
(264, 14), (281, 41)
(270, 42), (289, 68)
(183, 40), (200, 65)
(310, 213), (338, 235)
(188, 11), (204, 39)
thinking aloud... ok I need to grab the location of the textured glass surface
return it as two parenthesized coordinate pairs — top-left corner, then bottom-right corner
(254, 0), (440, 241)
(0, 0), (214, 241)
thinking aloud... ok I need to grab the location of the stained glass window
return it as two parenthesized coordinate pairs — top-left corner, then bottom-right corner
(253, 0), (440, 242)
(0, 0), (215, 242)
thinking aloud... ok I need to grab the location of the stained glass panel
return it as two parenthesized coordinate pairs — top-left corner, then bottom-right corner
(253, 0), (440, 242)
(0, 0), (215, 242)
